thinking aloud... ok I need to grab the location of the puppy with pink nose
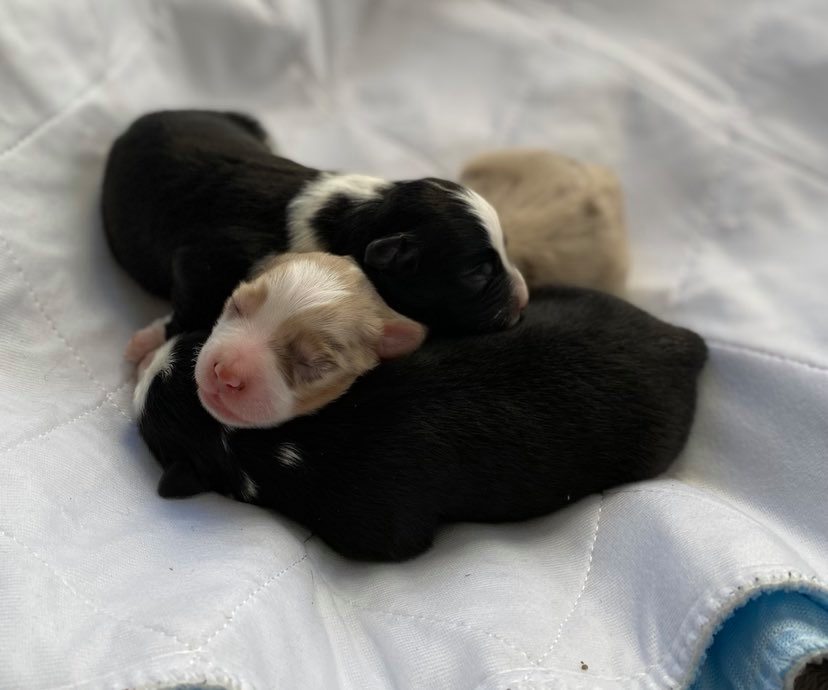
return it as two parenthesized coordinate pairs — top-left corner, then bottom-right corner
(192, 252), (425, 428)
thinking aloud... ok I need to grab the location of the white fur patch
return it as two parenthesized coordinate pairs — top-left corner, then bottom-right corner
(205, 257), (349, 358)
(456, 187), (510, 262)
(240, 472), (258, 500)
(265, 257), (350, 315)
(287, 173), (389, 252)
(457, 187), (529, 302)
(133, 336), (179, 417)
(277, 443), (302, 467)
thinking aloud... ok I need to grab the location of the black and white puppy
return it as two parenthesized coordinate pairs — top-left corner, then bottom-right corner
(102, 110), (528, 337)
(135, 287), (708, 562)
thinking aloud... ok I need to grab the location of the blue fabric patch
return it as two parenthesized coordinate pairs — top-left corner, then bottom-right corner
(690, 590), (828, 690)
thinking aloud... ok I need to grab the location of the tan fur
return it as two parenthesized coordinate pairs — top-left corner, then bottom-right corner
(202, 252), (424, 427)
(264, 254), (421, 419)
(460, 149), (629, 296)
(233, 280), (268, 315)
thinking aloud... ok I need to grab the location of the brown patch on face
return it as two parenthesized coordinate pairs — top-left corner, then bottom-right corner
(231, 280), (268, 317)
(254, 252), (400, 418)
(292, 372), (357, 418)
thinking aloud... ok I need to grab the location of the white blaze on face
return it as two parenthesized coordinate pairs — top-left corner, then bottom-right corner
(133, 336), (179, 417)
(287, 173), (389, 252)
(457, 187), (529, 309)
(194, 257), (351, 428)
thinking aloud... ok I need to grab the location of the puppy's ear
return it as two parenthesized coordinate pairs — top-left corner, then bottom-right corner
(157, 460), (208, 498)
(377, 318), (427, 360)
(365, 234), (419, 277)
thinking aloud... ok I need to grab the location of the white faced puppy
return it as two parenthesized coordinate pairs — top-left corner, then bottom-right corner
(460, 149), (629, 296)
(135, 252), (425, 429)
(103, 110), (529, 340)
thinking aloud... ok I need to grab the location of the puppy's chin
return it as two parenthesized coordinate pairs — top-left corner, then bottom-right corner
(197, 387), (292, 429)
(506, 309), (523, 328)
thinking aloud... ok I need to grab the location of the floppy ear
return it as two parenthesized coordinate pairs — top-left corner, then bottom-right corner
(377, 318), (427, 360)
(157, 460), (208, 498)
(364, 234), (420, 277)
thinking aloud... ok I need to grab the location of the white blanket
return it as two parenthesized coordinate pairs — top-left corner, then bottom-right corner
(1, 1), (827, 688)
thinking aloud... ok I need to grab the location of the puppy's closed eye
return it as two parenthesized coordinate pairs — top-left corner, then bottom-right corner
(227, 281), (268, 318)
(285, 336), (339, 386)
(461, 256), (497, 294)
(293, 353), (336, 385)
(195, 252), (426, 429)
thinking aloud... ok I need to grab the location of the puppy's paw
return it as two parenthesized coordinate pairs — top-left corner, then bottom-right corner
(125, 315), (171, 363)
(136, 347), (160, 376)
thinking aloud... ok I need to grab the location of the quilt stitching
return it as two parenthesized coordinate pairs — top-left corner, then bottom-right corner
(476, 569), (828, 689)
(0, 233), (130, 420)
(191, 551), (309, 655)
(0, 379), (131, 457)
(0, 525), (193, 650)
(532, 498), (604, 668)
(0, 35), (144, 169)
(328, 593), (536, 665)
(310, 501), (605, 670)
(4, 4), (824, 688)
(304, 546), (537, 664)
(609, 486), (809, 582)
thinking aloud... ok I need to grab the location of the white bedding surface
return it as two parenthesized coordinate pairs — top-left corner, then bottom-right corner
(1, 1), (827, 688)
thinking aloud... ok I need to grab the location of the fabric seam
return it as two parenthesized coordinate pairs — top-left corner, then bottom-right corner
(0, 234), (131, 420)
(532, 498), (604, 667)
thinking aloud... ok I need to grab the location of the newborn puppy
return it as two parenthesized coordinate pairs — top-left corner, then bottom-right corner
(135, 288), (707, 561)
(102, 110), (528, 341)
(135, 252), (425, 429)
(460, 149), (629, 295)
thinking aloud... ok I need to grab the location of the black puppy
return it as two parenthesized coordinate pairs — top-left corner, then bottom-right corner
(135, 287), (707, 562)
(102, 110), (528, 337)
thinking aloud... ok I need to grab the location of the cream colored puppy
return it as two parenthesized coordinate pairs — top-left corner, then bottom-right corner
(131, 252), (426, 429)
(460, 149), (629, 296)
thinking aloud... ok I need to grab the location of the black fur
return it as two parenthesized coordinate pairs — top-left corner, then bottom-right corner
(102, 110), (520, 335)
(138, 287), (708, 562)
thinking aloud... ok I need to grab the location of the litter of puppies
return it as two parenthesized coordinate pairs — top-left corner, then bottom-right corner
(103, 110), (708, 561)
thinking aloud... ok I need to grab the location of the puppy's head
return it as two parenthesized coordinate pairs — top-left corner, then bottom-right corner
(362, 178), (528, 333)
(194, 252), (426, 429)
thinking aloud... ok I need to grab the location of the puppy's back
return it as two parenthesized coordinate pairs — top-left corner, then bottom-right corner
(272, 287), (706, 509)
(138, 289), (707, 560)
(102, 110), (311, 298)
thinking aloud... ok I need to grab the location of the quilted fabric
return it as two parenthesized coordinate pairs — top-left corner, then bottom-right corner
(1, 1), (826, 688)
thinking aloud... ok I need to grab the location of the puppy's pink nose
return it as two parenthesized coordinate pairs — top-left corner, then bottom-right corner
(214, 361), (245, 391)
(518, 290), (529, 311)
(512, 270), (530, 311)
